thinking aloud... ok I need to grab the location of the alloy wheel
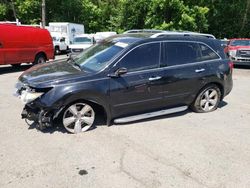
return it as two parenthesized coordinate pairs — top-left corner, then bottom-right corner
(63, 103), (95, 133)
(200, 89), (219, 112)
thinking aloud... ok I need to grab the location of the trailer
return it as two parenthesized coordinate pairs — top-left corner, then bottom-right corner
(48, 22), (84, 47)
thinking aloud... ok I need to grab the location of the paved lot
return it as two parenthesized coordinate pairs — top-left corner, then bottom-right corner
(0, 61), (250, 188)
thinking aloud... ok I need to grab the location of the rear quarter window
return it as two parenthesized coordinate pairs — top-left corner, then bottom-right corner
(162, 41), (220, 67)
(198, 43), (220, 61)
(162, 42), (201, 67)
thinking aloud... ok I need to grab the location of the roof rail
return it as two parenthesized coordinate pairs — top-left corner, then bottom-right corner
(123, 29), (165, 34)
(150, 31), (216, 39)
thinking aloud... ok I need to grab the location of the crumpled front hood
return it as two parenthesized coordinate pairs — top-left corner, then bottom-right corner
(19, 61), (89, 87)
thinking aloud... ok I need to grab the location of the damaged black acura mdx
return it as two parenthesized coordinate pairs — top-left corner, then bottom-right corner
(14, 33), (233, 133)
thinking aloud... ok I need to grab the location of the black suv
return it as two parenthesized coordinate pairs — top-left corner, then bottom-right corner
(15, 33), (233, 133)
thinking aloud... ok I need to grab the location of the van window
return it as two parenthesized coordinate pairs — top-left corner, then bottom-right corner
(199, 44), (220, 61)
(162, 42), (200, 67)
(119, 43), (160, 72)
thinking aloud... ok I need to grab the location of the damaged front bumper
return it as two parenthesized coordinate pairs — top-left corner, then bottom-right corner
(21, 105), (54, 130)
(14, 82), (62, 130)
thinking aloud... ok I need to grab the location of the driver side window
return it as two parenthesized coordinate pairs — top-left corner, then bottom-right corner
(118, 42), (160, 72)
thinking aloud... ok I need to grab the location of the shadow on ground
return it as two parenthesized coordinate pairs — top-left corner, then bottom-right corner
(25, 101), (229, 134)
(234, 65), (250, 70)
(0, 64), (32, 75)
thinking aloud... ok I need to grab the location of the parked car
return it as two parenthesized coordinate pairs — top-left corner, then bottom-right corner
(0, 24), (54, 67)
(69, 34), (95, 54)
(14, 34), (233, 133)
(220, 38), (229, 48)
(224, 38), (250, 66)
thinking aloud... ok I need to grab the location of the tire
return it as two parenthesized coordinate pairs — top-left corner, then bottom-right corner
(34, 54), (46, 65)
(191, 84), (221, 113)
(62, 102), (96, 134)
(54, 46), (60, 55)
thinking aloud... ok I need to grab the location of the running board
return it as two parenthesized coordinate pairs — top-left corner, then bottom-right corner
(114, 106), (188, 124)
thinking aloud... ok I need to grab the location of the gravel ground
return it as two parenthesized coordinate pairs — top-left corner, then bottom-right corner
(0, 62), (250, 188)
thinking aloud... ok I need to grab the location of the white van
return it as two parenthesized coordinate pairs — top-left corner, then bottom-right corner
(69, 34), (95, 53)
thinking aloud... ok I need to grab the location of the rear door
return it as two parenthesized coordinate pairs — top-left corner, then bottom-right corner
(160, 41), (209, 106)
(109, 42), (165, 117)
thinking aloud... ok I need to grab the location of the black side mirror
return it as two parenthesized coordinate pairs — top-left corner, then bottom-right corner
(108, 67), (127, 78)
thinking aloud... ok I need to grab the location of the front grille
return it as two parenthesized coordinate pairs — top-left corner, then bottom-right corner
(71, 48), (83, 53)
(237, 50), (250, 58)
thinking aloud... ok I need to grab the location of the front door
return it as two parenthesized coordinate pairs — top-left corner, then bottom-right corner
(109, 42), (165, 118)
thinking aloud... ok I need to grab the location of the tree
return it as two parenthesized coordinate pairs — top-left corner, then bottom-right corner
(145, 0), (209, 32)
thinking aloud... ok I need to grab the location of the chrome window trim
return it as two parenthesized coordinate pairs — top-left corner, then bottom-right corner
(113, 40), (221, 75)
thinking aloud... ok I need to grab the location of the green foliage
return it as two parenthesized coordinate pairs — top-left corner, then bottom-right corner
(145, 0), (209, 32)
(0, 3), (7, 20)
(14, 0), (41, 24)
(0, 0), (248, 37)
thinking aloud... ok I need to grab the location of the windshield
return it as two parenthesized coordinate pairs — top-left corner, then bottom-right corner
(73, 37), (92, 44)
(73, 41), (127, 72)
(231, 40), (250, 46)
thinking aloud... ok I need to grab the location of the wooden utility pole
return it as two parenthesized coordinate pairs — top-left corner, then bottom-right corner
(42, 0), (46, 28)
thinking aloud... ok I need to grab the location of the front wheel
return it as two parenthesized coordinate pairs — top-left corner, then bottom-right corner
(62, 102), (95, 134)
(191, 84), (221, 113)
(54, 46), (60, 55)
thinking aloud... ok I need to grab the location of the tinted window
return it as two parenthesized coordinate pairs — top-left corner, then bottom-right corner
(119, 43), (160, 72)
(163, 42), (200, 66)
(74, 41), (125, 72)
(199, 44), (219, 61)
(230, 40), (250, 46)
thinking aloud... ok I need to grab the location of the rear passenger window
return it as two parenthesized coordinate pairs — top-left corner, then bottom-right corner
(199, 44), (220, 61)
(119, 43), (160, 72)
(163, 42), (200, 67)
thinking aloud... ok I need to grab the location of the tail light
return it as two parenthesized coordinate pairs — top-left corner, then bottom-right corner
(228, 61), (234, 70)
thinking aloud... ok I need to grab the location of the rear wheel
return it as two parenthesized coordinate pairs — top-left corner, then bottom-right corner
(34, 54), (46, 65)
(191, 84), (221, 113)
(62, 102), (95, 134)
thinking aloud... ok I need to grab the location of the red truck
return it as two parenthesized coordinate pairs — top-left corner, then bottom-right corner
(224, 38), (250, 66)
(0, 24), (54, 67)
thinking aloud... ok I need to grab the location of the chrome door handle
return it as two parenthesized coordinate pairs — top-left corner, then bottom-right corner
(195, 68), (205, 73)
(149, 76), (162, 81)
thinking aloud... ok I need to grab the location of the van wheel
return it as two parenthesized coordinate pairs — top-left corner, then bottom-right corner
(62, 102), (96, 134)
(191, 84), (221, 113)
(54, 46), (60, 55)
(34, 54), (46, 65)
(11, 64), (21, 68)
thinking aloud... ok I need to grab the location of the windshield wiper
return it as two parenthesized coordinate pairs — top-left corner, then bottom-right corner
(67, 54), (82, 70)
